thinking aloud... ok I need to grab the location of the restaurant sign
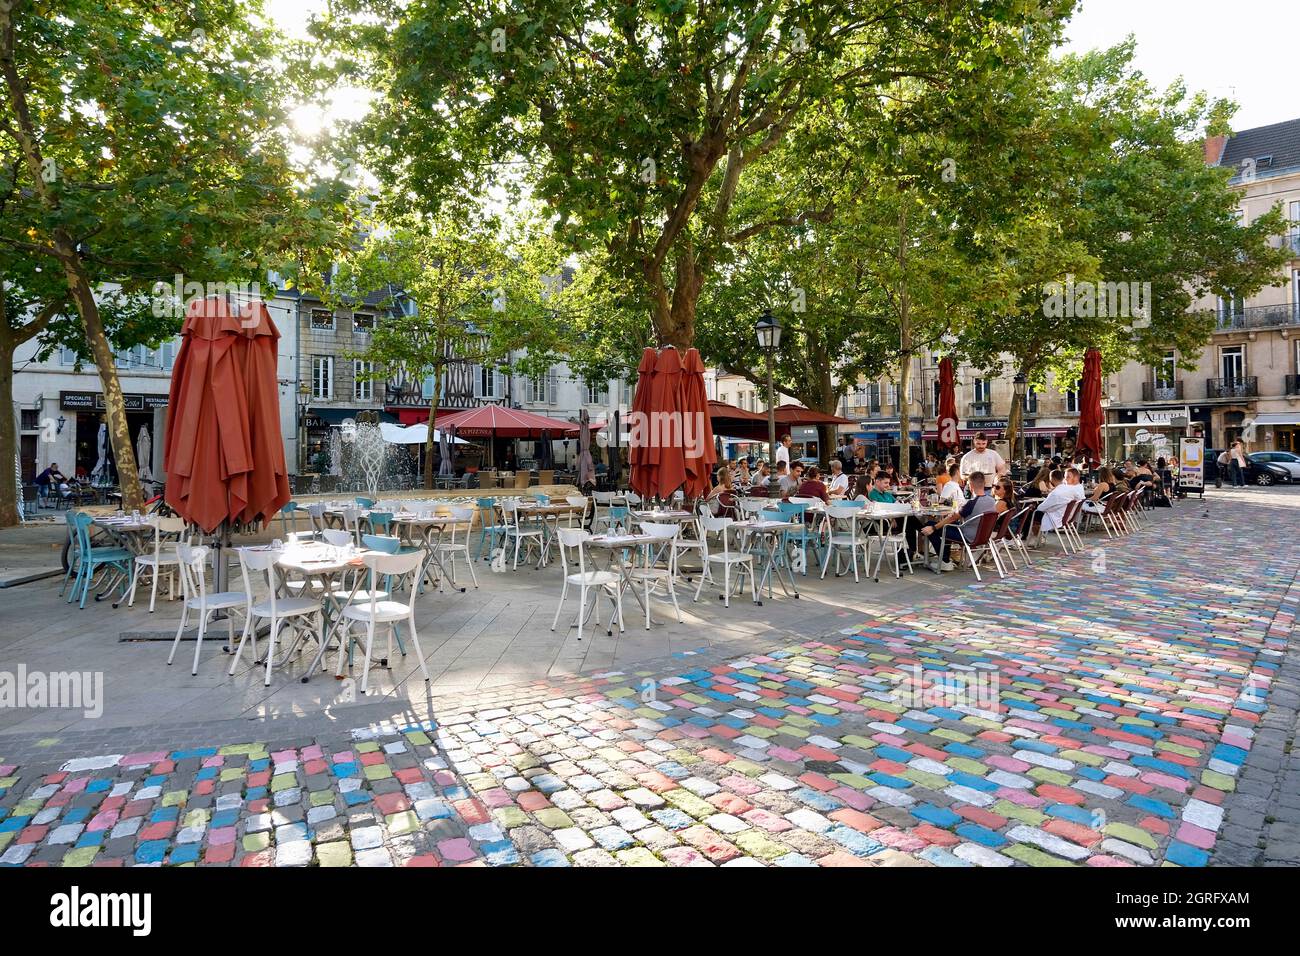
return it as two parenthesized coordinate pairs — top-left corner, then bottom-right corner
(1137, 407), (1188, 426)
(60, 390), (167, 412)
(966, 419), (1034, 430)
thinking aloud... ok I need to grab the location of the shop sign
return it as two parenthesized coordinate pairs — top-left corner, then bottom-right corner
(1137, 407), (1188, 426)
(60, 390), (166, 412)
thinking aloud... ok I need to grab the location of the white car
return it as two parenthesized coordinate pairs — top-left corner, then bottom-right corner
(1248, 451), (1300, 483)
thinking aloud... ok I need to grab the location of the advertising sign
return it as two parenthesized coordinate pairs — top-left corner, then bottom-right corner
(1179, 437), (1204, 493)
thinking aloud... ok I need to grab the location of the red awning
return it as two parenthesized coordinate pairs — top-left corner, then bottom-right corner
(434, 405), (576, 438)
(709, 400), (766, 422)
(389, 407), (462, 426)
(773, 403), (854, 426)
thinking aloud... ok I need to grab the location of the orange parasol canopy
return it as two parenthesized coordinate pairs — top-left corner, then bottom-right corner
(680, 348), (716, 499)
(164, 296), (290, 533)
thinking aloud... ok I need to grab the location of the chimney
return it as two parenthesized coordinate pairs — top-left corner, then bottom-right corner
(1203, 134), (1227, 166)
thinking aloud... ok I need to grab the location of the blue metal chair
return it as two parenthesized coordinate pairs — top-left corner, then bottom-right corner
(776, 501), (821, 574)
(69, 512), (133, 608)
(60, 511), (82, 597)
(476, 498), (506, 560)
(607, 504), (631, 534)
(534, 493), (551, 506)
(363, 511), (393, 536)
(355, 496), (375, 509)
(278, 501), (302, 537)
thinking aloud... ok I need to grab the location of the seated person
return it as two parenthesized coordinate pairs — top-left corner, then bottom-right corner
(827, 459), (850, 498)
(1021, 462), (1053, 499)
(919, 471), (997, 571)
(866, 472), (896, 504)
(706, 466), (738, 518)
(938, 463), (966, 507)
(1082, 466), (1116, 514)
(796, 466), (829, 504)
(779, 462), (804, 499)
(1033, 469), (1075, 535)
(751, 461), (772, 488)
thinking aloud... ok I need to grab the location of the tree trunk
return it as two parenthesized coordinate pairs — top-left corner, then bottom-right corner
(1006, 376), (1025, 463)
(62, 258), (144, 511)
(0, 337), (17, 527)
(423, 360), (444, 490)
(896, 196), (912, 476)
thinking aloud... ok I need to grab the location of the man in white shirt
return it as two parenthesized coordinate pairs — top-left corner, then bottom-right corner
(827, 459), (850, 498)
(1035, 469), (1077, 533)
(774, 434), (792, 473)
(959, 432), (1008, 480)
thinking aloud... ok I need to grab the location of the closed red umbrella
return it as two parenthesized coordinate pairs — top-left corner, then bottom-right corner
(1076, 347), (1104, 467)
(164, 296), (290, 533)
(628, 347), (658, 498)
(646, 346), (687, 499)
(680, 348), (716, 499)
(937, 357), (959, 452)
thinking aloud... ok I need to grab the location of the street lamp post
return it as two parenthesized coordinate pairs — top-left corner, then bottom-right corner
(1012, 371), (1027, 460)
(296, 384), (311, 473)
(755, 309), (782, 463)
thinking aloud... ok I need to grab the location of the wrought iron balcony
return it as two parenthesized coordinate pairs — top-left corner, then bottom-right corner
(968, 401), (993, 416)
(1286, 374), (1300, 396)
(1205, 377), (1258, 399)
(1142, 381), (1184, 401)
(1215, 303), (1300, 331)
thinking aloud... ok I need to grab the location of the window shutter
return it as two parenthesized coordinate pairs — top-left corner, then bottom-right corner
(547, 370), (557, 405)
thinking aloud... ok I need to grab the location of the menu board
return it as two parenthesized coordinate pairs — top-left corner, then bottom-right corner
(1178, 437), (1204, 492)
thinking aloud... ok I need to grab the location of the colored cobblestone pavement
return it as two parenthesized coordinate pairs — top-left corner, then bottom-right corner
(1, 497), (1297, 867)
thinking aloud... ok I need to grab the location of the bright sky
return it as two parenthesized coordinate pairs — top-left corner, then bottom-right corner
(1062, 0), (1295, 131)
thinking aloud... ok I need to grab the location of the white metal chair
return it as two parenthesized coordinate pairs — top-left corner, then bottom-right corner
(693, 515), (756, 608)
(322, 529), (353, 548)
(627, 522), (683, 629)
(820, 505), (869, 583)
(168, 543), (247, 676)
(229, 547), (323, 685)
(436, 506), (479, 590)
(336, 550), (431, 695)
(500, 498), (544, 569)
(127, 516), (186, 612)
(565, 495), (590, 528)
(670, 506), (708, 577)
(551, 527), (623, 641)
(305, 503), (328, 535)
(866, 511), (914, 581)
(591, 491), (616, 532)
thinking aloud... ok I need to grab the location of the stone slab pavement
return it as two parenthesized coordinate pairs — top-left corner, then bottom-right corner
(1, 486), (1297, 867)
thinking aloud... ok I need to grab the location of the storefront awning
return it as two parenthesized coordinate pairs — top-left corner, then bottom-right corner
(1250, 413), (1300, 426)
(310, 407), (396, 425)
(922, 427), (1067, 439)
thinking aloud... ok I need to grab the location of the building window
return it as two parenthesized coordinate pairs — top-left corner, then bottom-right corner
(622, 380), (633, 407)
(1023, 387), (1038, 415)
(973, 377), (992, 405)
(60, 347), (78, 366)
(865, 383), (881, 415)
(20, 409), (40, 430)
(932, 380), (941, 416)
(527, 370), (556, 404)
(1154, 350), (1177, 387)
(353, 312), (374, 333)
(586, 379), (608, 405)
(886, 382), (897, 408)
(1220, 345), (1245, 384)
(353, 361), (373, 401)
(310, 309), (335, 331)
(477, 366), (505, 400)
(312, 356), (333, 399)
(719, 392), (729, 406)
(1065, 382), (1080, 414)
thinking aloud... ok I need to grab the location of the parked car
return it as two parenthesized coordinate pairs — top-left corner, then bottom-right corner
(1248, 451), (1300, 484)
(1205, 449), (1293, 486)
